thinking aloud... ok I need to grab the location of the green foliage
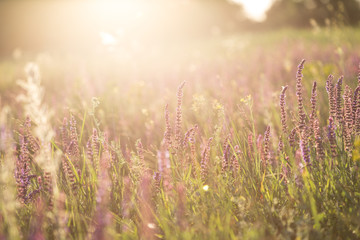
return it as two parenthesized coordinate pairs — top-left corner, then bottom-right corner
(0, 29), (360, 239)
(266, 0), (360, 28)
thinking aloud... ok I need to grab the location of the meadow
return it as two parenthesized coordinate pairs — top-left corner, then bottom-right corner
(0, 27), (360, 239)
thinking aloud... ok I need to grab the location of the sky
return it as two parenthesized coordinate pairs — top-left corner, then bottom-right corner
(233, 0), (275, 21)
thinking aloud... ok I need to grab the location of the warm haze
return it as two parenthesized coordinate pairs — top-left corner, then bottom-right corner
(0, 0), (360, 239)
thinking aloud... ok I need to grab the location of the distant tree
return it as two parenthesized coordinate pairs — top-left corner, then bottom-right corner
(140, 0), (246, 41)
(192, 0), (247, 33)
(265, 0), (360, 28)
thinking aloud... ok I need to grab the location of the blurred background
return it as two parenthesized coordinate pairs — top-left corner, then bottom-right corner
(0, 0), (360, 55)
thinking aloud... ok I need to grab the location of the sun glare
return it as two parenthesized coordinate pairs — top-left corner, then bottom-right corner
(233, 0), (274, 21)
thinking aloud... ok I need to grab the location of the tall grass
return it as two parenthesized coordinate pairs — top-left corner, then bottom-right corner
(0, 31), (360, 239)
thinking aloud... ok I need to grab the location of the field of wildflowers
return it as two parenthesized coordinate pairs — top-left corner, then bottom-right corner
(0, 28), (360, 239)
